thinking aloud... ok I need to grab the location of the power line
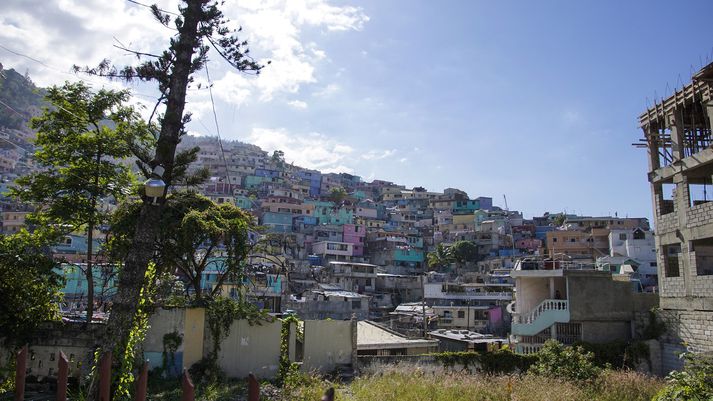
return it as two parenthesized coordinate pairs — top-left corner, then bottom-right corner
(0, 99), (25, 118)
(126, 0), (180, 16)
(0, 42), (160, 100)
(205, 63), (232, 188)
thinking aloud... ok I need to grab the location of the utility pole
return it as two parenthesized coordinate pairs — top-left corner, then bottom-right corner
(421, 274), (427, 337)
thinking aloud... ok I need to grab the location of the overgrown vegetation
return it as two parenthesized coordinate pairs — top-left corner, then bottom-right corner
(0, 230), (63, 347)
(145, 365), (664, 401)
(528, 340), (601, 381)
(575, 340), (650, 370)
(278, 315), (302, 383)
(654, 352), (713, 401)
(433, 347), (535, 373)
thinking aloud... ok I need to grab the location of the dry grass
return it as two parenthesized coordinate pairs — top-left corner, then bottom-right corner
(146, 363), (665, 401)
(337, 364), (664, 401)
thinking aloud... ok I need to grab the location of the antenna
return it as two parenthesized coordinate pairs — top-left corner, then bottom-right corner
(503, 195), (516, 260)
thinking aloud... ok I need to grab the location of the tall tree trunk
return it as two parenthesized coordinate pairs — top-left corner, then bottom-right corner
(87, 2), (204, 399)
(86, 223), (95, 325)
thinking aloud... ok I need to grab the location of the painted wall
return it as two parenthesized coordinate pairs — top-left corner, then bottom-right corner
(215, 319), (282, 379)
(302, 320), (353, 373)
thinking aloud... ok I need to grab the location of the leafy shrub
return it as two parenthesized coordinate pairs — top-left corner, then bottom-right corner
(575, 340), (649, 370)
(433, 348), (535, 374)
(528, 340), (601, 381)
(654, 352), (713, 401)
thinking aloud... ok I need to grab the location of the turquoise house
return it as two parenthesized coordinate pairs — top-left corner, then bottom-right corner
(56, 263), (118, 302)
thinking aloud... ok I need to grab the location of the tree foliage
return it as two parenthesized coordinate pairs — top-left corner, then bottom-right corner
(329, 187), (347, 204)
(0, 231), (63, 347)
(12, 81), (151, 323)
(654, 352), (713, 401)
(451, 240), (479, 265)
(109, 192), (254, 300)
(427, 243), (454, 269)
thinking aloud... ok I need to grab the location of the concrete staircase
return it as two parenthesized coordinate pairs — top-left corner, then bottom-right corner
(512, 299), (569, 336)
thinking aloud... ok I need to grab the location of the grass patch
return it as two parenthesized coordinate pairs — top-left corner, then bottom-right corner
(145, 366), (664, 401)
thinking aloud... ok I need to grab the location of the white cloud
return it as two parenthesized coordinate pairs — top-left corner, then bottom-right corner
(0, 0), (368, 106)
(287, 100), (308, 109)
(313, 83), (341, 97)
(399, 157), (408, 163)
(246, 127), (354, 173)
(362, 149), (396, 160)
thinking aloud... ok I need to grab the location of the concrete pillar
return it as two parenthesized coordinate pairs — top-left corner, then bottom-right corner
(350, 314), (358, 374)
(704, 101), (713, 130)
(668, 112), (684, 161)
(674, 174), (692, 297)
(549, 277), (555, 299)
(645, 126), (661, 172)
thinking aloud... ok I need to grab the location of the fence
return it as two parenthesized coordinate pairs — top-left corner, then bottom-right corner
(10, 345), (263, 401)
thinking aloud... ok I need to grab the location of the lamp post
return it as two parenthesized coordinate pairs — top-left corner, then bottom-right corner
(144, 165), (166, 205)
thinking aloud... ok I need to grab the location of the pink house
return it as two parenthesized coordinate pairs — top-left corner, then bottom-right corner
(342, 224), (366, 256)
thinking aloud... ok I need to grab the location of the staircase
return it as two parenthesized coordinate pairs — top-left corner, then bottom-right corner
(512, 299), (569, 336)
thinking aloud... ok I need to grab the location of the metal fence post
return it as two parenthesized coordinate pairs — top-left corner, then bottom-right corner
(181, 369), (194, 401)
(247, 373), (260, 401)
(99, 351), (112, 401)
(57, 351), (69, 401)
(134, 362), (148, 401)
(14, 345), (27, 401)
(321, 387), (335, 401)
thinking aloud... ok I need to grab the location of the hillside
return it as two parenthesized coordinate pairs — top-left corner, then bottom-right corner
(0, 64), (46, 132)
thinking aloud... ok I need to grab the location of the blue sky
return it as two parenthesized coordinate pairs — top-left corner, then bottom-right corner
(2, 0), (713, 220)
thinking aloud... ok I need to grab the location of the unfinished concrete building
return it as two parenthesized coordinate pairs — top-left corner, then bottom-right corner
(638, 62), (713, 372)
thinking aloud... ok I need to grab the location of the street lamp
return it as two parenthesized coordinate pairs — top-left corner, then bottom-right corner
(144, 165), (166, 205)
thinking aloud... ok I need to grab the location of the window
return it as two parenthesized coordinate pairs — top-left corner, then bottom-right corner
(619, 233), (627, 241)
(691, 237), (713, 276)
(50, 353), (56, 362)
(570, 238), (576, 243)
(662, 244), (681, 277)
(457, 311), (465, 318)
(659, 183), (676, 215)
(553, 237), (558, 242)
(352, 300), (362, 309)
(688, 180), (712, 208)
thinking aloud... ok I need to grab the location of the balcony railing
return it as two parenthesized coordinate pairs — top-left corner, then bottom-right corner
(514, 258), (596, 271)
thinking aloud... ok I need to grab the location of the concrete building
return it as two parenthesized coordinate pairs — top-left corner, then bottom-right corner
(510, 258), (657, 354)
(286, 285), (370, 320)
(638, 62), (713, 371)
(325, 261), (377, 293)
(357, 321), (438, 356)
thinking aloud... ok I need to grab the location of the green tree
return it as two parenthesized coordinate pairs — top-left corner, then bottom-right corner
(0, 231), (63, 347)
(427, 243), (454, 270)
(76, 3), (264, 395)
(271, 150), (286, 168)
(451, 240), (479, 272)
(329, 187), (347, 204)
(654, 352), (713, 401)
(12, 81), (150, 324)
(109, 192), (254, 300)
(552, 213), (567, 226)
